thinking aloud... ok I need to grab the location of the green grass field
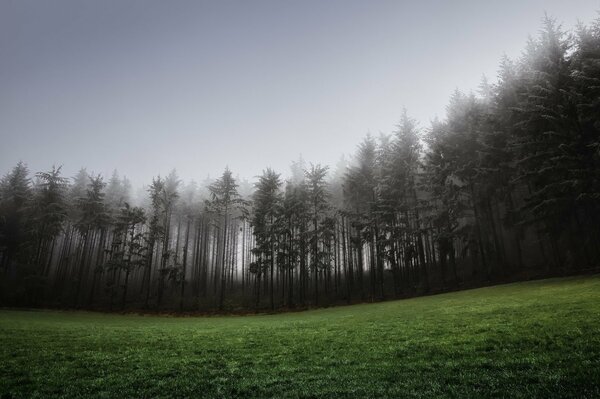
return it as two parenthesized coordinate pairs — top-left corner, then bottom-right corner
(1, 276), (600, 398)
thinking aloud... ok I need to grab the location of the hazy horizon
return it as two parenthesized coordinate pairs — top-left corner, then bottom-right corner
(2, 0), (599, 186)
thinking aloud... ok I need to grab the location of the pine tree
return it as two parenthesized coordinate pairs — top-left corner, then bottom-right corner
(305, 164), (330, 305)
(251, 168), (283, 310)
(73, 174), (110, 305)
(569, 16), (600, 263)
(345, 135), (381, 299)
(512, 17), (582, 267)
(0, 162), (32, 276)
(27, 166), (69, 302)
(206, 168), (246, 310)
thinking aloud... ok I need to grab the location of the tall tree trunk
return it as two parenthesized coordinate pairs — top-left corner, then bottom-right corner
(218, 208), (228, 310)
(180, 216), (191, 311)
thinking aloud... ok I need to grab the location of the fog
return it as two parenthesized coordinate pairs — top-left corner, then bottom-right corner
(1, 0), (598, 186)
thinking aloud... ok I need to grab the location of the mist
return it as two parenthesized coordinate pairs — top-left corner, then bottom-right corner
(1, 0), (598, 187)
(2, 2), (600, 398)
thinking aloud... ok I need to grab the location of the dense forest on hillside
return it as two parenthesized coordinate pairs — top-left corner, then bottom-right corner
(1, 17), (599, 311)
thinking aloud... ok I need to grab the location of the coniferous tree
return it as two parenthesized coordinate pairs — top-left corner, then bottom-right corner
(73, 175), (110, 306)
(251, 168), (283, 310)
(206, 168), (246, 310)
(512, 17), (582, 268)
(305, 164), (330, 305)
(0, 162), (31, 277)
(28, 166), (69, 302)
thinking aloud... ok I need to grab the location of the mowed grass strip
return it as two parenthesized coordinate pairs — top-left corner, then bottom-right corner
(1, 275), (600, 398)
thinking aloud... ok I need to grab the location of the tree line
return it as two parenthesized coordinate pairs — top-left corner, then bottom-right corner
(1, 17), (599, 311)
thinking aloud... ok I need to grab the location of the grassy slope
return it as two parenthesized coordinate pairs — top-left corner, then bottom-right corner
(1, 276), (599, 398)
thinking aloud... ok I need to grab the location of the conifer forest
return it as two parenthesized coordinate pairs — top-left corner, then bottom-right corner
(1, 16), (600, 314)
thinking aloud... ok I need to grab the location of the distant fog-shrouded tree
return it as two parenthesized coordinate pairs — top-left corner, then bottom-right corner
(0, 162), (31, 279)
(305, 164), (330, 305)
(477, 58), (524, 273)
(379, 110), (429, 295)
(571, 17), (600, 261)
(48, 169), (82, 304)
(284, 171), (311, 306)
(506, 17), (600, 270)
(206, 168), (246, 310)
(72, 174), (110, 306)
(512, 18), (577, 268)
(105, 170), (131, 218)
(277, 180), (303, 307)
(422, 118), (461, 287)
(251, 168), (283, 310)
(28, 166), (69, 302)
(107, 203), (146, 309)
(176, 181), (198, 310)
(143, 177), (166, 308)
(0, 162), (33, 305)
(345, 136), (380, 300)
(444, 91), (494, 280)
(329, 156), (350, 300)
(151, 171), (180, 309)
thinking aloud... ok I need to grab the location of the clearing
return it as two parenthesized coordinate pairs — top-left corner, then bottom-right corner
(1, 275), (600, 398)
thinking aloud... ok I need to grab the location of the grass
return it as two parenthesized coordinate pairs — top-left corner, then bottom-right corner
(1, 276), (600, 398)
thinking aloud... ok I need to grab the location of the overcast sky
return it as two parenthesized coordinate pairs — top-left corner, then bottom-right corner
(1, 0), (599, 186)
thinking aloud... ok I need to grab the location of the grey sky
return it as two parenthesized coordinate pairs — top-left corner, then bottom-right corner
(1, 0), (599, 186)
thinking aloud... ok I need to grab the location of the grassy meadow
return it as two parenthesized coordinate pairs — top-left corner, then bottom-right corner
(1, 275), (600, 398)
